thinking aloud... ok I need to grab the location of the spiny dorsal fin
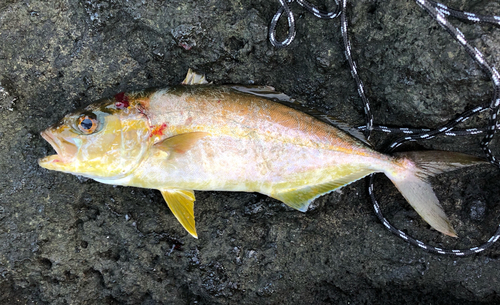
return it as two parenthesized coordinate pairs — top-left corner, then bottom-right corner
(314, 115), (370, 146)
(230, 85), (295, 103)
(182, 68), (208, 85)
(161, 189), (198, 238)
(231, 85), (370, 145)
(272, 167), (376, 212)
(155, 132), (209, 156)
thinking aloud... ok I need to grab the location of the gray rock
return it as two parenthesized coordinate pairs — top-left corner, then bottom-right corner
(1, 0), (500, 303)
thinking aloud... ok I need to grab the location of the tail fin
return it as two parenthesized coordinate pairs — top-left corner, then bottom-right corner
(385, 151), (487, 237)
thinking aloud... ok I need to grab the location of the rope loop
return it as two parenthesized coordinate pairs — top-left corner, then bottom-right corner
(269, 0), (341, 48)
(270, 0), (500, 255)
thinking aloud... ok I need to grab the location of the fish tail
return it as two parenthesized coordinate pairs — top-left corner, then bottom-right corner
(384, 151), (486, 237)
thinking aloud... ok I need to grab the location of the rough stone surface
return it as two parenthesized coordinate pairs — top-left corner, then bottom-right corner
(1, 0), (500, 304)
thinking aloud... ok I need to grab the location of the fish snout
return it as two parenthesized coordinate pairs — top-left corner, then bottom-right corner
(39, 129), (78, 167)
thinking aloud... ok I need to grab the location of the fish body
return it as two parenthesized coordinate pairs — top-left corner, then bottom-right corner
(116, 85), (388, 193)
(39, 70), (483, 238)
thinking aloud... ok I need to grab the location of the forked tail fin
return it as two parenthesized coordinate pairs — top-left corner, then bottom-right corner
(385, 151), (487, 237)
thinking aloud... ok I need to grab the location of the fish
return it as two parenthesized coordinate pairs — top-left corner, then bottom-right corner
(39, 69), (484, 238)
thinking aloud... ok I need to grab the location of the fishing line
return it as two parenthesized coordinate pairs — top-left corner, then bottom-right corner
(269, 0), (500, 255)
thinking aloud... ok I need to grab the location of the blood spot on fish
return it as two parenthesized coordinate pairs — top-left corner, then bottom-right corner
(114, 92), (130, 109)
(150, 123), (168, 137)
(185, 117), (193, 125)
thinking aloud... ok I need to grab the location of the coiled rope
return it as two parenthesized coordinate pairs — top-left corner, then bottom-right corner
(269, 0), (500, 255)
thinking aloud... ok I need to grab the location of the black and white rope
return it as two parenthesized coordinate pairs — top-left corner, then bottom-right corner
(367, 1), (500, 255)
(341, 0), (374, 137)
(368, 178), (500, 255)
(415, 0), (500, 167)
(384, 104), (490, 150)
(429, 0), (500, 26)
(367, 103), (498, 255)
(372, 0), (500, 255)
(359, 125), (491, 137)
(269, 0), (297, 48)
(357, 102), (498, 137)
(269, 0), (341, 48)
(363, 0), (500, 255)
(269, 1), (500, 255)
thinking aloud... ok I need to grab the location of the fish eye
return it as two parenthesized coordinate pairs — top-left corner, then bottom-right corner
(77, 114), (98, 134)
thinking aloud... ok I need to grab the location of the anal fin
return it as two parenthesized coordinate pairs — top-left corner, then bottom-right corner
(161, 189), (198, 238)
(273, 168), (376, 212)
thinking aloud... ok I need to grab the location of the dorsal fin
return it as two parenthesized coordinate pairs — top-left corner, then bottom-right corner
(231, 85), (370, 145)
(313, 114), (370, 146)
(182, 68), (208, 85)
(230, 85), (295, 103)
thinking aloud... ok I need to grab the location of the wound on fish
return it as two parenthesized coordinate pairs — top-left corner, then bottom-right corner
(150, 123), (168, 137)
(114, 92), (130, 109)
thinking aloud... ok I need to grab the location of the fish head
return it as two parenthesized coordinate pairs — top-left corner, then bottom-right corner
(39, 95), (152, 180)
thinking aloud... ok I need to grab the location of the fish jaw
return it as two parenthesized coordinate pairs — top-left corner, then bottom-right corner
(39, 129), (78, 172)
(38, 154), (64, 170)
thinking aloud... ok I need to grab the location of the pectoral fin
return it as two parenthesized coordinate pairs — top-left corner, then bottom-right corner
(273, 168), (375, 212)
(161, 189), (198, 238)
(155, 132), (209, 156)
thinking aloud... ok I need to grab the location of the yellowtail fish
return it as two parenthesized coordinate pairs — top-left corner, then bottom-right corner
(39, 69), (483, 238)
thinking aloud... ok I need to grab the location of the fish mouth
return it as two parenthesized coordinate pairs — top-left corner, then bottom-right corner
(41, 130), (63, 157)
(38, 130), (70, 168)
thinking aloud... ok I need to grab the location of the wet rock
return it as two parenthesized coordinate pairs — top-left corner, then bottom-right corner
(0, 82), (17, 112)
(171, 23), (204, 50)
(470, 200), (487, 221)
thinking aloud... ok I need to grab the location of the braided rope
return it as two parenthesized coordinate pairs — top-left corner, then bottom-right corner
(269, 0), (340, 48)
(269, 1), (500, 255)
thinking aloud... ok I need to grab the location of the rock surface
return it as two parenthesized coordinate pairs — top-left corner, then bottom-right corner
(1, 0), (500, 304)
